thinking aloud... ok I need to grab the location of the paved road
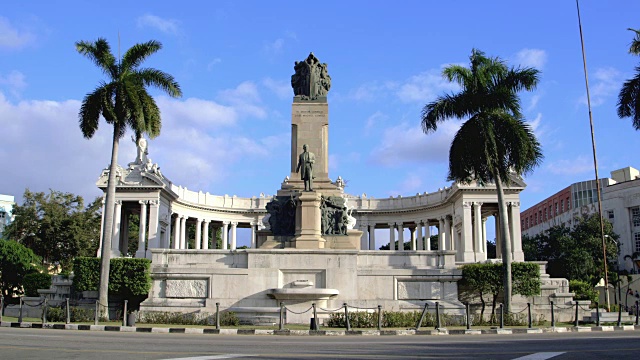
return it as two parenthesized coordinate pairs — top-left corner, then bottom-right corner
(1, 327), (639, 359)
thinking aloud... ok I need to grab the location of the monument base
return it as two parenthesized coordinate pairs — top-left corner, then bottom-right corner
(324, 229), (362, 249)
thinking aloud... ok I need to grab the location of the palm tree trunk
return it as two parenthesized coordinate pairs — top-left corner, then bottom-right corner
(494, 175), (513, 313)
(98, 127), (121, 320)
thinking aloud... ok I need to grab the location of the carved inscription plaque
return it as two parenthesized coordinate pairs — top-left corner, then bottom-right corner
(166, 279), (208, 298)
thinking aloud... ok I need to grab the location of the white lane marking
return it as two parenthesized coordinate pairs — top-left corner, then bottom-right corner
(513, 352), (565, 360)
(162, 355), (251, 360)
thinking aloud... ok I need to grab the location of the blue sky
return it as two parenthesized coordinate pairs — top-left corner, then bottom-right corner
(1, 1), (640, 241)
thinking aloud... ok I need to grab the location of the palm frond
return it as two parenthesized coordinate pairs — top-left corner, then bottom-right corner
(617, 68), (640, 130)
(75, 38), (117, 78)
(78, 85), (106, 139)
(421, 92), (474, 132)
(628, 28), (640, 55)
(442, 65), (472, 87)
(122, 40), (162, 70)
(136, 68), (182, 98)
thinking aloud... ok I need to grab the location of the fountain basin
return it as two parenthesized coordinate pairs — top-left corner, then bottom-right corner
(267, 288), (339, 300)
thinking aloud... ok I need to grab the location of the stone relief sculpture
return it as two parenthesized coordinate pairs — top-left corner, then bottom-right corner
(320, 196), (348, 235)
(296, 144), (315, 191)
(343, 196), (357, 230)
(291, 52), (331, 100)
(265, 195), (297, 236)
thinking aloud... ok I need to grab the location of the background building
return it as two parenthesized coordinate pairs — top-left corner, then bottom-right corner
(0, 194), (15, 239)
(521, 167), (640, 272)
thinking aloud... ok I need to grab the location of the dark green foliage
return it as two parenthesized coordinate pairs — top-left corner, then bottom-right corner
(4, 189), (101, 271)
(72, 257), (151, 296)
(617, 28), (640, 130)
(23, 272), (52, 297)
(522, 214), (618, 284)
(570, 280), (598, 303)
(46, 306), (94, 322)
(0, 240), (41, 299)
(325, 310), (462, 328)
(460, 262), (540, 320)
(139, 311), (238, 326)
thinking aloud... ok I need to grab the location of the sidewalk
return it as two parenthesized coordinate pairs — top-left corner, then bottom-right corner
(2, 321), (640, 336)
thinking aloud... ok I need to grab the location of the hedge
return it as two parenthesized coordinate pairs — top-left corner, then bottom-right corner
(22, 272), (52, 297)
(72, 257), (151, 297)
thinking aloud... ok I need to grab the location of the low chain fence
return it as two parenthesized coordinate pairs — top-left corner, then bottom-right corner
(2, 296), (640, 330)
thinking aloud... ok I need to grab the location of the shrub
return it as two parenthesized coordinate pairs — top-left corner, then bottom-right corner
(46, 306), (94, 322)
(138, 311), (238, 326)
(325, 309), (463, 329)
(73, 257), (151, 297)
(570, 280), (597, 303)
(23, 272), (52, 297)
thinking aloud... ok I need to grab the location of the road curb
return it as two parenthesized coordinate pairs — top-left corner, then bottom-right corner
(2, 321), (640, 336)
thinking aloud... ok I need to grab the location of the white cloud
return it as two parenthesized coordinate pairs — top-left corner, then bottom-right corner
(262, 77), (291, 99)
(528, 113), (544, 138)
(389, 174), (423, 197)
(0, 70), (27, 97)
(396, 68), (459, 103)
(217, 81), (267, 119)
(370, 120), (463, 166)
(364, 111), (387, 135)
(136, 14), (180, 35)
(546, 156), (593, 175)
(514, 48), (547, 69)
(156, 96), (237, 128)
(206, 58), (222, 71)
(578, 67), (621, 107)
(264, 38), (285, 55)
(0, 17), (35, 50)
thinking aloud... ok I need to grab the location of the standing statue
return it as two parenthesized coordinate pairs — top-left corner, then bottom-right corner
(135, 136), (149, 165)
(296, 144), (315, 191)
(291, 52), (331, 100)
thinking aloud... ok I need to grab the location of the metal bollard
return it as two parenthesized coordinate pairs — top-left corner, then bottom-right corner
(550, 301), (555, 327)
(527, 303), (532, 329)
(43, 298), (48, 324)
(435, 301), (441, 330)
(377, 305), (382, 330)
(574, 302), (579, 327)
(617, 303), (622, 327)
(312, 303), (318, 331)
(466, 303), (471, 330)
(0, 296), (3, 323)
(94, 300), (99, 325)
(416, 302), (428, 330)
(66, 298), (70, 324)
(343, 303), (351, 331)
(123, 300), (128, 327)
(499, 303), (504, 329)
(636, 301), (639, 326)
(279, 302), (284, 331)
(215, 302), (220, 330)
(18, 297), (23, 323)
(595, 302), (600, 326)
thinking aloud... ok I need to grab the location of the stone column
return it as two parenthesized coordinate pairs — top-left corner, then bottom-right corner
(495, 213), (502, 259)
(180, 216), (187, 249)
(147, 200), (159, 253)
(397, 223), (405, 251)
(388, 223), (396, 251)
(135, 200), (147, 259)
(509, 202), (524, 261)
(425, 223), (432, 251)
(359, 222), (368, 250)
(250, 221), (257, 249)
(438, 218), (445, 251)
(195, 218), (203, 250)
(203, 220), (210, 250)
(212, 224), (220, 249)
(416, 221), (423, 250)
(461, 202), (474, 262)
(368, 224), (376, 251)
(173, 214), (180, 249)
(409, 225), (417, 250)
(482, 218), (487, 253)
(111, 200), (122, 256)
(443, 216), (451, 251)
(222, 221), (229, 250)
(230, 221), (238, 250)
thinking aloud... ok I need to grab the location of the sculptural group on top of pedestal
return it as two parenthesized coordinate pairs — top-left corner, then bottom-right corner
(291, 52), (331, 100)
(126, 136), (164, 179)
(320, 196), (350, 236)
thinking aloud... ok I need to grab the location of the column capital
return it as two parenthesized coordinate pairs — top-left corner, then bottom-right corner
(114, 200), (123, 205)
(180, 215), (186, 219)
(507, 201), (521, 208)
(222, 220), (230, 225)
(230, 221), (238, 226)
(196, 218), (203, 223)
(203, 219), (211, 224)
(148, 199), (159, 206)
(473, 202), (483, 207)
(463, 202), (473, 208)
(387, 222), (396, 228)
(138, 200), (148, 205)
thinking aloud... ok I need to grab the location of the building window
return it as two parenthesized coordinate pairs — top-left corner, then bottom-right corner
(635, 232), (640, 252)
(607, 210), (614, 221)
(544, 209), (547, 220)
(567, 197), (570, 209)
(555, 203), (558, 215)
(561, 200), (564, 212)
(535, 214), (538, 224)
(632, 207), (640, 227)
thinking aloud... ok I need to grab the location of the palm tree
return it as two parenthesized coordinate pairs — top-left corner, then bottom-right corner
(617, 28), (640, 128)
(76, 38), (181, 318)
(421, 49), (542, 312)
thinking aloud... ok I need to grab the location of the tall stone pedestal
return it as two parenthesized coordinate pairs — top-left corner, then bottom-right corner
(294, 191), (324, 249)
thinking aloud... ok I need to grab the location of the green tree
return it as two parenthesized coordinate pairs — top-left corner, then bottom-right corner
(617, 28), (640, 128)
(522, 214), (618, 284)
(421, 49), (542, 311)
(4, 189), (101, 271)
(0, 240), (41, 300)
(76, 38), (182, 318)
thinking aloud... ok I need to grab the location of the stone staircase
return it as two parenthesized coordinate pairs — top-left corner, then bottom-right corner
(583, 310), (634, 324)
